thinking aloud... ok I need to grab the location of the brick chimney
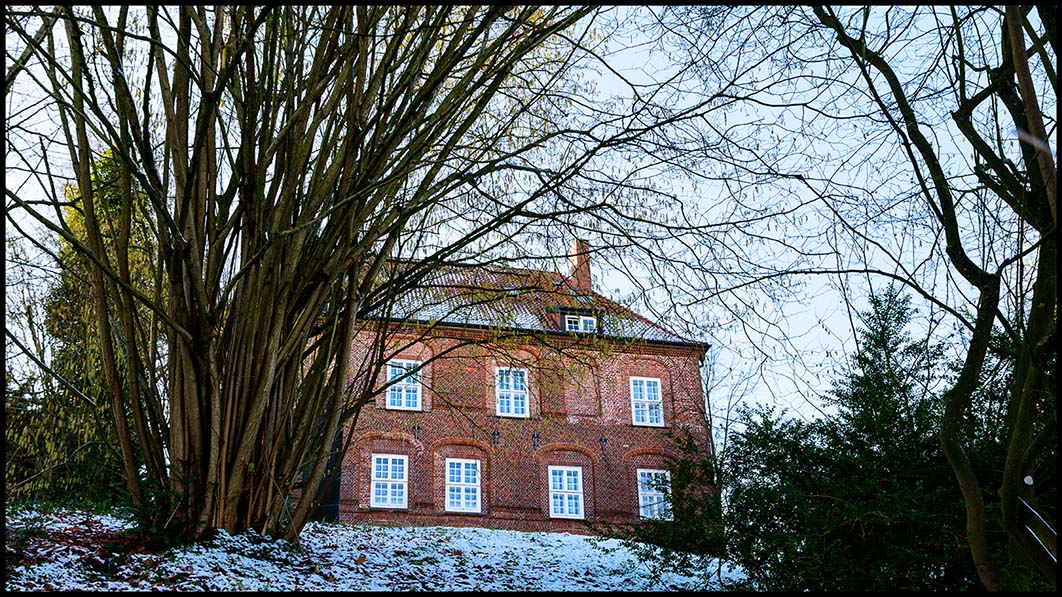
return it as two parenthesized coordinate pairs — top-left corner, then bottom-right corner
(569, 238), (592, 293)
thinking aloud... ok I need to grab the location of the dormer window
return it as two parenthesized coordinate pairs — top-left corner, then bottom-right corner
(565, 314), (597, 333)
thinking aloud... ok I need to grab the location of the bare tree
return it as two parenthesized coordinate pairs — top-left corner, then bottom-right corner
(613, 5), (1055, 589)
(812, 8), (1055, 588)
(8, 5), (734, 541)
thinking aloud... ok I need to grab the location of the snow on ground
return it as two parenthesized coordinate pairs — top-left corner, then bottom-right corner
(5, 507), (745, 591)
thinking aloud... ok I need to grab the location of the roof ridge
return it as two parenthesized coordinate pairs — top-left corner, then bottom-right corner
(382, 258), (705, 349)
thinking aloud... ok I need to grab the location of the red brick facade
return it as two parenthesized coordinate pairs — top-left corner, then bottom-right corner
(337, 325), (710, 533)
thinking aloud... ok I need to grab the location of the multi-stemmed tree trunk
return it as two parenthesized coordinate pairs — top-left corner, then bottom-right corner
(8, 5), (631, 541)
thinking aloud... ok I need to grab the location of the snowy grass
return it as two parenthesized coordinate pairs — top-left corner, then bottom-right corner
(5, 506), (745, 591)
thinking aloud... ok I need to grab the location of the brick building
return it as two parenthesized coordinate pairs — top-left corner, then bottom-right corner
(336, 240), (711, 533)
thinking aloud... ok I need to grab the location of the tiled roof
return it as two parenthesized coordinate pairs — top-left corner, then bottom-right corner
(370, 263), (705, 349)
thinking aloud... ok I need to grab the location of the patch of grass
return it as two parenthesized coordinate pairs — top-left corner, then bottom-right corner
(6, 522), (49, 551)
(6, 496), (130, 518)
(5, 520), (49, 576)
(4, 498), (37, 516)
(210, 530), (303, 566)
(127, 521), (197, 552)
(81, 551), (121, 578)
(410, 554), (440, 566)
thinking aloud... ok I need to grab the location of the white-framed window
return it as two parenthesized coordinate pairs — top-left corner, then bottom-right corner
(370, 454), (408, 508)
(565, 314), (597, 332)
(386, 360), (421, 410)
(495, 367), (529, 418)
(637, 468), (672, 520)
(548, 465), (584, 519)
(445, 458), (481, 513)
(630, 377), (664, 426)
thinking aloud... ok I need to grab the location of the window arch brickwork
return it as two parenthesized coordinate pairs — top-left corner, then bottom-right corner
(431, 439), (491, 515)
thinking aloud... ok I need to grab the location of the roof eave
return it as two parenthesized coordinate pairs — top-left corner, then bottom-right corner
(360, 316), (711, 353)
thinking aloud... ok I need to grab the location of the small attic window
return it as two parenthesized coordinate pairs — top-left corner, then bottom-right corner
(565, 314), (597, 333)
